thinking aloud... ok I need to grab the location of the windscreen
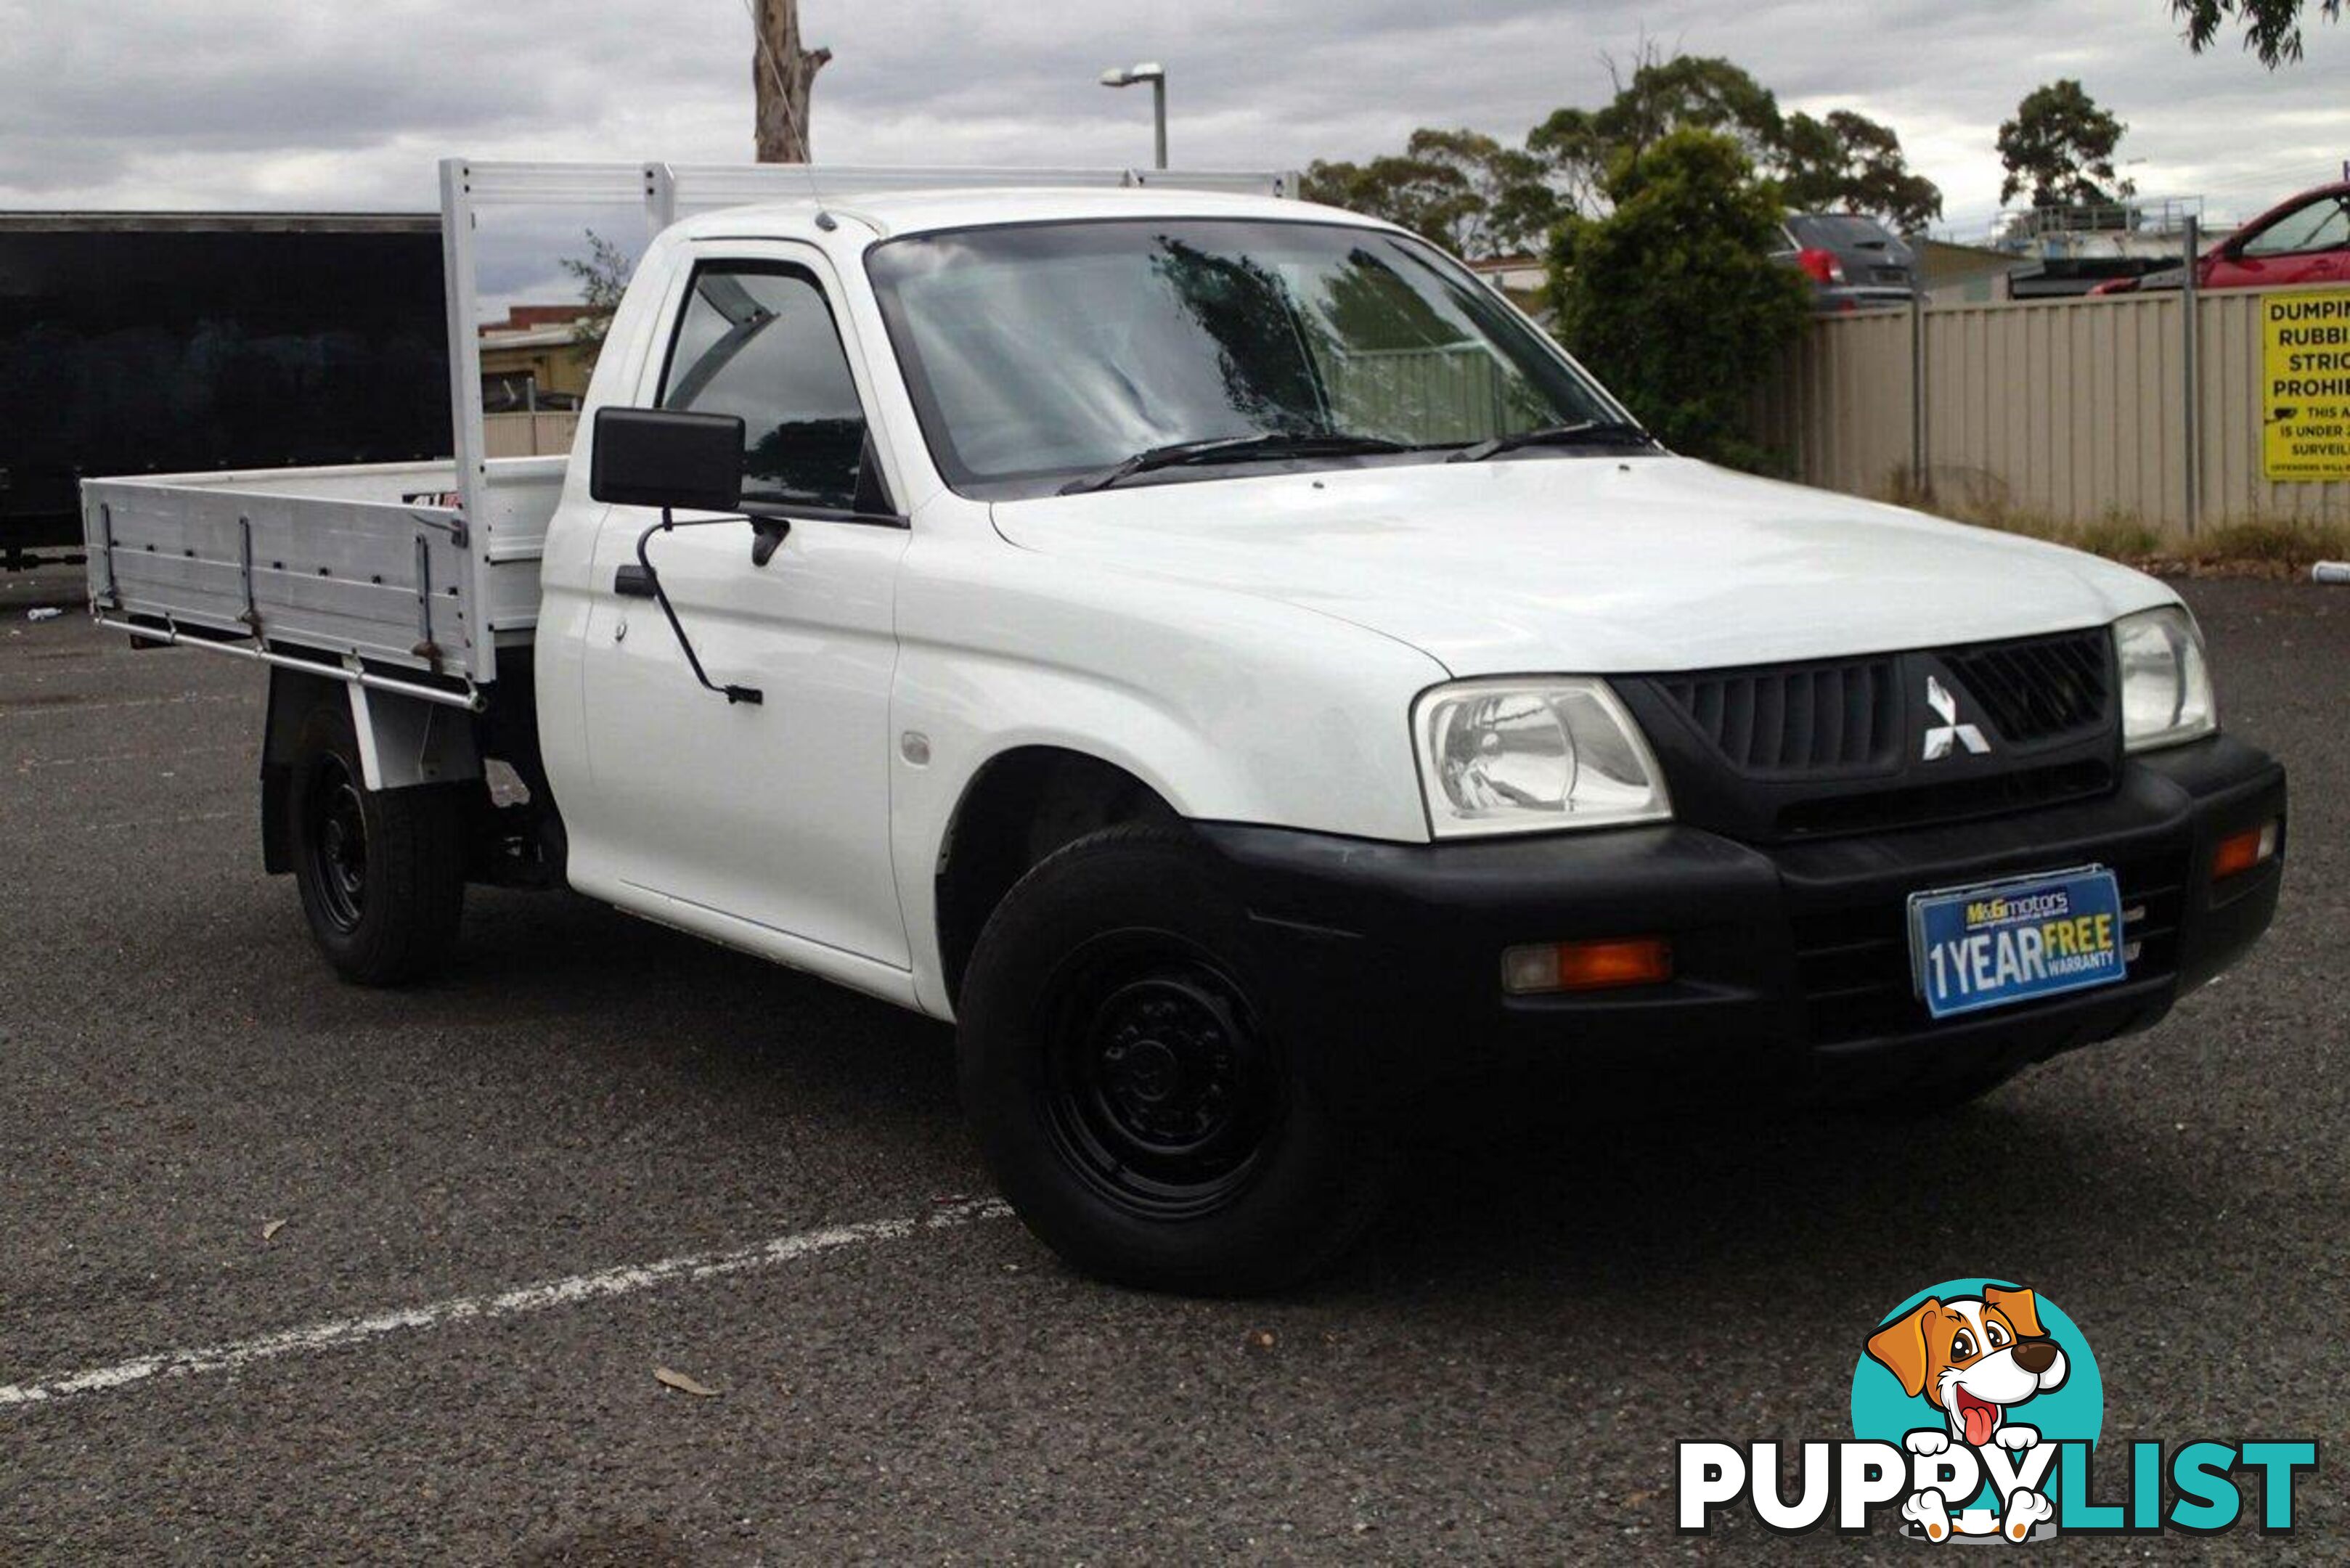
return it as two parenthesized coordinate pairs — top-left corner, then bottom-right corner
(865, 219), (1620, 497)
(1791, 214), (1902, 249)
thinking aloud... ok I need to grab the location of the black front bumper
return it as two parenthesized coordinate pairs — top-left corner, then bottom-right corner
(1196, 735), (2285, 1113)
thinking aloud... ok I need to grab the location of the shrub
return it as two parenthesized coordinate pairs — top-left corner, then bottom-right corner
(1546, 130), (1811, 470)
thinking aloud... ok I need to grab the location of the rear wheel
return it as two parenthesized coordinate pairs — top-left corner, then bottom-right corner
(287, 695), (467, 986)
(958, 825), (1382, 1294)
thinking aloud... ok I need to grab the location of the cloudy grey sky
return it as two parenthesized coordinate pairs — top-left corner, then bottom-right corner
(4, 1), (2342, 247)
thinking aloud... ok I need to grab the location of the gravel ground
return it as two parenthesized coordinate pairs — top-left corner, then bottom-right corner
(1, 565), (2341, 1562)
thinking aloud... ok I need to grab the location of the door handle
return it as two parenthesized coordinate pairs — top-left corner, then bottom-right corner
(613, 563), (657, 598)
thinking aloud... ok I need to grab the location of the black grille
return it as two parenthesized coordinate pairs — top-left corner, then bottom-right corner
(1941, 629), (2110, 746)
(1629, 631), (2124, 844)
(1790, 856), (2182, 1045)
(1776, 759), (2115, 838)
(1662, 658), (1900, 773)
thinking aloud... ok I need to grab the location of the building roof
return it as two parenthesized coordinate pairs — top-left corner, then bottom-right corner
(480, 324), (589, 348)
(491, 304), (593, 331)
(1918, 238), (2033, 285)
(481, 304), (597, 347)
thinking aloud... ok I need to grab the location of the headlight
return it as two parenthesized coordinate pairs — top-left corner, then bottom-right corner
(1412, 678), (1671, 838)
(2113, 605), (2216, 752)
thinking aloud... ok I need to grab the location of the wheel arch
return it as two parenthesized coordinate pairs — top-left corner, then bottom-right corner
(261, 669), (482, 873)
(261, 668), (340, 874)
(931, 745), (1178, 1007)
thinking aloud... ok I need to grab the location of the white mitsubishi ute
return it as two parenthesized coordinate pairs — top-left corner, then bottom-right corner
(82, 160), (2286, 1291)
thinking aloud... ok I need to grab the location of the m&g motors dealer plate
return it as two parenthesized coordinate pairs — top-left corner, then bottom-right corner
(1906, 865), (2127, 1020)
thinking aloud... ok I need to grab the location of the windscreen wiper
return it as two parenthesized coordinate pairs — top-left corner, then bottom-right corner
(1448, 420), (1657, 462)
(1059, 431), (1414, 494)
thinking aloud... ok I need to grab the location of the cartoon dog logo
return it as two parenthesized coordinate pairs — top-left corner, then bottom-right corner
(1865, 1285), (2069, 1542)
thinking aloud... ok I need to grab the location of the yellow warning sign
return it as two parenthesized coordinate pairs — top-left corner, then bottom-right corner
(2262, 288), (2350, 481)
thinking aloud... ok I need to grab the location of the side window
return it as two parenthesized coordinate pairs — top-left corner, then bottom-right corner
(659, 262), (868, 511)
(2240, 197), (2350, 258)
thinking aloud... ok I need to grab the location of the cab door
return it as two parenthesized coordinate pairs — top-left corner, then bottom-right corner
(574, 246), (911, 968)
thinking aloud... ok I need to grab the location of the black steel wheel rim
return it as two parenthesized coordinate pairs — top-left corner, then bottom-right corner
(1037, 933), (1281, 1220)
(306, 755), (369, 933)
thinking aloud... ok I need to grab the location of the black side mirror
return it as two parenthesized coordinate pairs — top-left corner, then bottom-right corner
(589, 407), (745, 513)
(593, 407), (766, 706)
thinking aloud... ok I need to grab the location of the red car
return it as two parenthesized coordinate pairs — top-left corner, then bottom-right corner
(2090, 180), (2350, 295)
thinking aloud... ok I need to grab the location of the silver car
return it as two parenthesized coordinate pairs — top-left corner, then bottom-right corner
(1776, 213), (1917, 311)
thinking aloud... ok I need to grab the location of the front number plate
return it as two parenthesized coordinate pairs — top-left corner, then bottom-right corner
(1906, 867), (2127, 1021)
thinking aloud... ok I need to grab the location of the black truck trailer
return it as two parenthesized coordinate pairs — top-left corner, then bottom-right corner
(0, 211), (449, 568)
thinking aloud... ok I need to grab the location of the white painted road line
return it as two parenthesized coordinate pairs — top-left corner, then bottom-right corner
(0, 693), (257, 722)
(78, 809), (234, 833)
(0, 1200), (1013, 1410)
(17, 741), (244, 772)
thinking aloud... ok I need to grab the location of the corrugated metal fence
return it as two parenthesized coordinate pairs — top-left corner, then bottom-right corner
(1753, 288), (2349, 534)
(482, 412), (580, 459)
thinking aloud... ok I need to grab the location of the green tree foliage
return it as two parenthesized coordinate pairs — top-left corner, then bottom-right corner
(558, 228), (635, 365)
(1311, 54), (1941, 250)
(1519, 105), (1613, 216)
(1528, 54), (1783, 214)
(1594, 54), (1785, 162)
(2171, 0), (2341, 67)
(1302, 128), (1557, 258)
(1406, 128), (1561, 258)
(1300, 155), (1474, 251)
(1547, 130), (1811, 470)
(1778, 110), (1945, 231)
(1530, 54), (1939, 230)
(1996, 81), (2131, 208)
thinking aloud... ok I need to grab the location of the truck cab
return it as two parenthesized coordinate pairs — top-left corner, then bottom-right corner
(83, 163), (2286, 1293)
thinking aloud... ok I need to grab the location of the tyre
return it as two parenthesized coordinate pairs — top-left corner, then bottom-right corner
(285, 694), (468, 986)
(957, 824), (1382, 1294)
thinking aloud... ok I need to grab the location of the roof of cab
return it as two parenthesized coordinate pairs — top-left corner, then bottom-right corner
(669, 184), (1392, 243)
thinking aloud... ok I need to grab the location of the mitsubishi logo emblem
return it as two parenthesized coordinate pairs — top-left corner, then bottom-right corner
(1922, 674), (1991, 761)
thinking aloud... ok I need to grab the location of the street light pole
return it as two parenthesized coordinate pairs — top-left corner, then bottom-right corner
(1099, 62), (1168, 170)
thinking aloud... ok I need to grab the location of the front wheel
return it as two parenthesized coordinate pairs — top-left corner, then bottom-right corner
(285, 695), (468, 986)
(957, 825), (1382, 1294)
